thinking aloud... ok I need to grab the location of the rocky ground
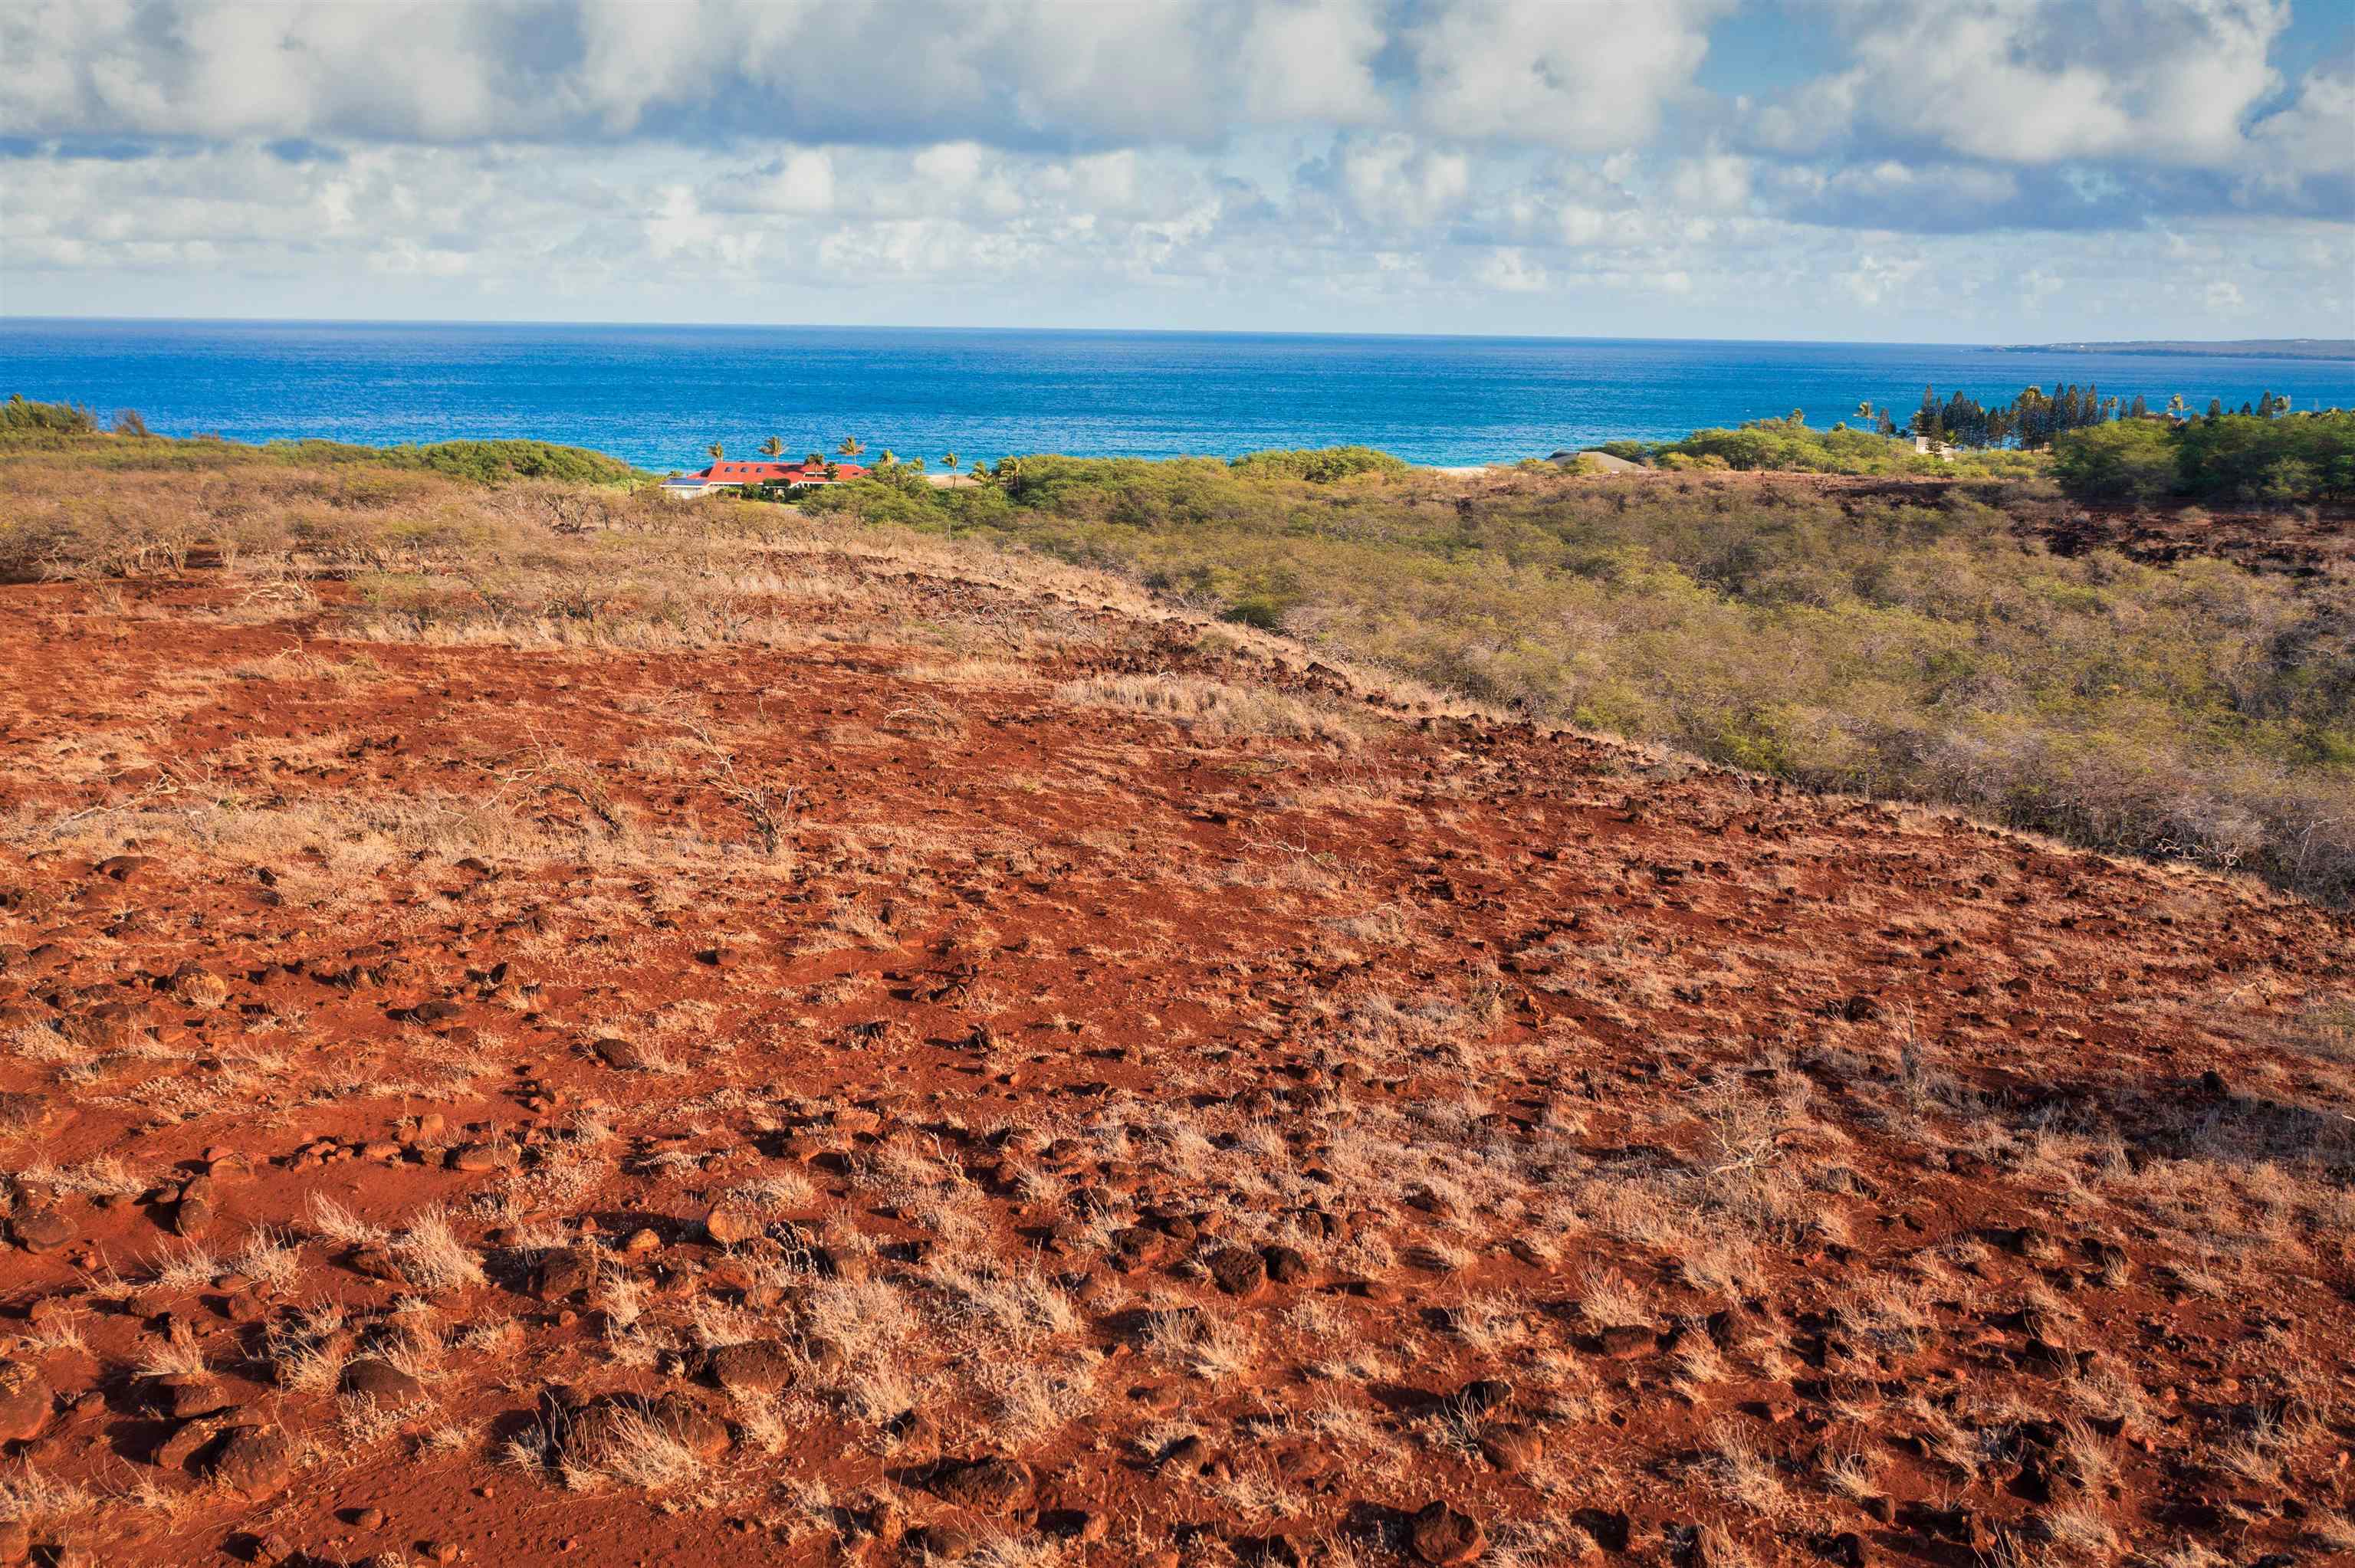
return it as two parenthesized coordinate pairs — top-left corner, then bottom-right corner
(1, 523), (2350, 1568)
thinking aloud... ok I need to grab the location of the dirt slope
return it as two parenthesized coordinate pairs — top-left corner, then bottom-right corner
(2, 539), (2350, 1568)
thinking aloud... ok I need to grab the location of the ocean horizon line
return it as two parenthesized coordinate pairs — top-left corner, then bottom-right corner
(13, 313), (2346, 358)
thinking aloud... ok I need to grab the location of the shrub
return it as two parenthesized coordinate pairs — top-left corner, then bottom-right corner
(0, 393), (99, 438)
(1228, 446), (1410, 483)
(2055, 411), (2355, 505)
(2051, 420), (2179, 504)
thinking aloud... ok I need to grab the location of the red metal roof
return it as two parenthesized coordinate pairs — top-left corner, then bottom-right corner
(686, 459), (868, 484)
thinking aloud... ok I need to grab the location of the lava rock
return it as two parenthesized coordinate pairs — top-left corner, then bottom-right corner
(708, 1340), (798, 1395)
(340, 1358), (427, 1406)
(0, 1361), (53, 1442)
(931, 1456), (1036, 1514)
(209, 1425), (296, 1499)
(1207, 1246), (1268, 1297)
(1409, 1502), (1486, 1566)
(9, 1209), (72, 1255)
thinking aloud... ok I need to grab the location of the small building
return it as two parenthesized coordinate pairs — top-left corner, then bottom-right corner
(660, 458), (868, 497)
(1911, 435), (1957, 461)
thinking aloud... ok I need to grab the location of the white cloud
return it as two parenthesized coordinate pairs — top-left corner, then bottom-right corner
(0, 0), (1392, 149)
(1837, 251), (1926, 307)
(1768, 0), (2289, 169)
(1335, 133), (1472, 228)
(1407, 0), (1729, 149)
(0, 0), (2345, 336)
(1473, 246), (1548, 291)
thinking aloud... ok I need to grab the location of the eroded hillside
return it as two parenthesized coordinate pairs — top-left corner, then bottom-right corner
(1, 487), (2351, 1568)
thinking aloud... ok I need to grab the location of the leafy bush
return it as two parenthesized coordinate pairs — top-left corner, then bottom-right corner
(2050, 420), (2179, 504)
(1653, 415), (2043, 477)
(2054, 411), (2355, 504)
(0, 393), (100, 438)
(271, 438), (645, 487)
(0, 398), (645, 486)
(2173, 411), (2355, 503)
(1227, 446), (1410, 483)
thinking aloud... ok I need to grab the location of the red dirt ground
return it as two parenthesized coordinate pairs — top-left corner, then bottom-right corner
(2, 546), (2351, 1568)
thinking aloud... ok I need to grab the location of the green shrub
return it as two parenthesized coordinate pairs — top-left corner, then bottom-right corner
(1228, 447), (1410, 484)
(2051, 420), (2179, 504)
(2054, 411), (2355, 504)
(0, 394), (100, 438)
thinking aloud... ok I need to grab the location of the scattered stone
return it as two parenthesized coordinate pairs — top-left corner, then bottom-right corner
(708, 1341), (798, 1395)
(705, 1207), (764, 1246)
(931, 1456), (1036, 1513)
(1264, 1244), (1311, 1284)
(155, 1414), (230, 1471)
(341, 1358), (427, 1406)
(209, 1424), (296, 1499)
(1457, 1378), (1514, 1414)
(8, 1209), (71, 1255)
(1156, 1434), (1211, 1475)
(1478, 1425), (1542, 1474)
(1408, 1502), (1486, 1566)
(533, 1250), (597, 1303)
(1595, 1325), (1655, 1359)
(144, 1372), (231, 1420)
(170, 963), (229, 1009)
(1207, 1246), (1268, 1298)
(0, 1362), (53, 1442)
(592, 1038), (649, 1071)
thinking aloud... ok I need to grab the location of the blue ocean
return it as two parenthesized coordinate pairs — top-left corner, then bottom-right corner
(5, 318), (2350, 472)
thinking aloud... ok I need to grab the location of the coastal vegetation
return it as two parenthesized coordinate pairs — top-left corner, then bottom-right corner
(2053, 408), (2355, 504)
(801, 449), (2355, 904)
(1, 394), (643, 486)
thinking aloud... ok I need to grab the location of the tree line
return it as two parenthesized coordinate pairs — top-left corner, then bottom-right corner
(1872, 383), (2310, 450)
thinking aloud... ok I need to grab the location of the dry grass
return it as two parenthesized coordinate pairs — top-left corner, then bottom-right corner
(1055, 674), (1364, 747)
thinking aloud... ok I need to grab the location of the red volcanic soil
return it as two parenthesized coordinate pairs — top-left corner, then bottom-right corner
(2, 547), (2351, 1568)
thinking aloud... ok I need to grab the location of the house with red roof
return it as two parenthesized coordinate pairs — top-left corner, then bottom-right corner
(660, 457), (867, 497)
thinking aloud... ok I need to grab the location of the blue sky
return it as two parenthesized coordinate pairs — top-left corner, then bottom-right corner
(2, 0), (2349, 342)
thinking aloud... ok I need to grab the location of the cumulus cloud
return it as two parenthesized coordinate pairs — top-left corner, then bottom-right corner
(0, 0), (2346, 335)
(1798, 0), (2288, 168)
(0, 0), (1395, 149)
(1330, 133), (1473, 228)
(1407, 0), (1730, 149)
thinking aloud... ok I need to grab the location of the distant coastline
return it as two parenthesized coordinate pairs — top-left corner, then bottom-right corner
(8, 319), (2353, 468)
(1992, 338), (2355, 362)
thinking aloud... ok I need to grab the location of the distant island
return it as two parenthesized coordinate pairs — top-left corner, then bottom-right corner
(1992, 338), (2355, 361)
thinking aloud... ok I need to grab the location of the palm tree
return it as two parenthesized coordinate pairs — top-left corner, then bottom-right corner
(942, 451), (958, 470)
(707, 441), (724, 462)
(837, 437), (865, 458)
(805, 452), (824, 468)
(879, 448), (896, 466)
(759, 435), (783, 458)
